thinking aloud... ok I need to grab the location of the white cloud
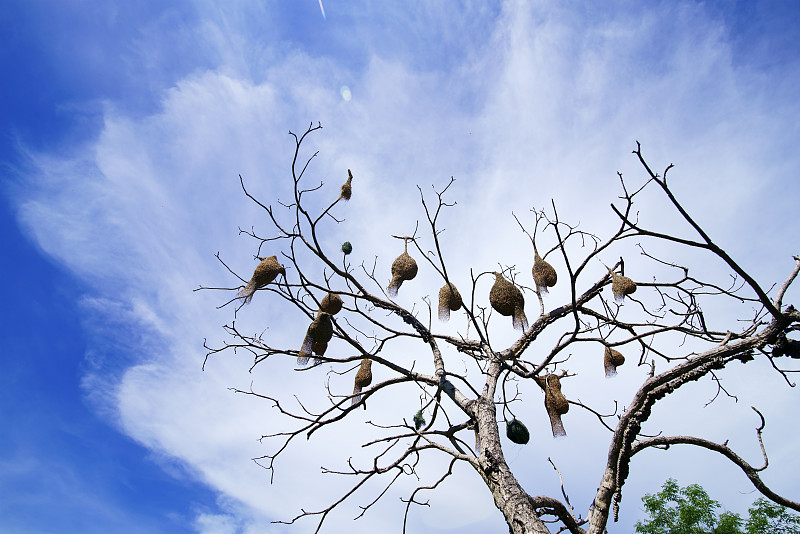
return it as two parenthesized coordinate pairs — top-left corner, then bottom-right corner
(12, 1), (800, 532)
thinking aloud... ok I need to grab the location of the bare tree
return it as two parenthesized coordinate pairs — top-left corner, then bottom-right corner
(201, 123), (800, 534)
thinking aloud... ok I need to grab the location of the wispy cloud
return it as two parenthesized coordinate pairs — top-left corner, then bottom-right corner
(10, 1), (800, 532)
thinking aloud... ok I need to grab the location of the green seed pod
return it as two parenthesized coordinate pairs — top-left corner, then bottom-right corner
(413, 409), (426, 430)
(506, 418), (530, 445)
(341, 241), (353, 255)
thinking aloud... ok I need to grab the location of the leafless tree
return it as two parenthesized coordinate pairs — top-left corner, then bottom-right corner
(200, 123), (800, 534)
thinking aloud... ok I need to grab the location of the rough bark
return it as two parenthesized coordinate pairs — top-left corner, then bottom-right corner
(472, 396), (551, 534)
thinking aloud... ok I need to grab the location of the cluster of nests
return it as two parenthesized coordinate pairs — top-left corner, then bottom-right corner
(389, 240), (637, 333)
(506, 342), (630, 444)
(235, 170), (640, 424)
(504, 373), (570, 443)
(233, 171), (370, 405)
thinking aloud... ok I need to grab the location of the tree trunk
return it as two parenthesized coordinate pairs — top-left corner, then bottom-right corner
(472, 397), (551, 534)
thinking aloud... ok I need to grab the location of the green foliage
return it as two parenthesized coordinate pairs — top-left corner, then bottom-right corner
(635, 479), (800, 534)
(745, 498), (800, 534)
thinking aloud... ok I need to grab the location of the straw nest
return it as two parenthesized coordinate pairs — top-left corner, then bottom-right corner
(341, 241), (353, 255)
(387, 240), (418, 297)
(438, 283), (463, 322)
(297, 312), (334, 366)
(489, 272), (529, 330)
(611, 270), (637, 301)
(532, 251), (557, 294)
(352, 358), (373, 406)
(506, 418), (530, 445)
(310, 340), (328, 365)
(319, 292), (343, 315)
(539, 374), (569, 437)
(604, 346), (625, 377)
(413, 409), (426, 430)
(238, 255), (285, 304)
(339, 169), (353, 201)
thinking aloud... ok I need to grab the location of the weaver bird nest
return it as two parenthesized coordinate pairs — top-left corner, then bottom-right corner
(610, 269), (637, 301)
(489, 272), (529, 330)
(319, 292), (343, 315)
(387, 239), (418, 297)
(539, 374), (569, 437)
(603, 346), (625, 377)
(339, 169), (353, 201)
(532, 250), (557, 294)
(352, 358), (373, 406)
(438, 283), (463, 322)
(297, 312), (334, 366)
(238, 255), (285, 304)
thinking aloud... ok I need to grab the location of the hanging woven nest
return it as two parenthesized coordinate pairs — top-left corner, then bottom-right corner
(319, 292), (343, 315)
(339, 169), (353, 201)
(489, 272), (528, 330)
(539, 374), (569, 437)
(387, 239), (418, 297)
(604, 346), (625, 377)
(506, 418), (530, 445)
(532, 250), (557, 294)
(413, 409), (426, 430)
(297, 312), (334, 366)
(438, 283), (463, 322)
(352, 358), (373, 406)
(610, 269), (637, 301)
(238, 255), (285, 304)
(341, 241), (353, 255)
(310, 340), (328, 365)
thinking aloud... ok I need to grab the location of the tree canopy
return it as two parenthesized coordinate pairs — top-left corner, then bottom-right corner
(202, 124), (800, 534)
(636, 479), (800, 534)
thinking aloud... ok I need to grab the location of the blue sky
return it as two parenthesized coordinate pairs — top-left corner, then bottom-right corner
(2, 1), (800, 533)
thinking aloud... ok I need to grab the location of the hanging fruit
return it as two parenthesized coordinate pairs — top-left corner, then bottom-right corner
(413, 409), (426, 430)
(506, 418), (530, 445)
